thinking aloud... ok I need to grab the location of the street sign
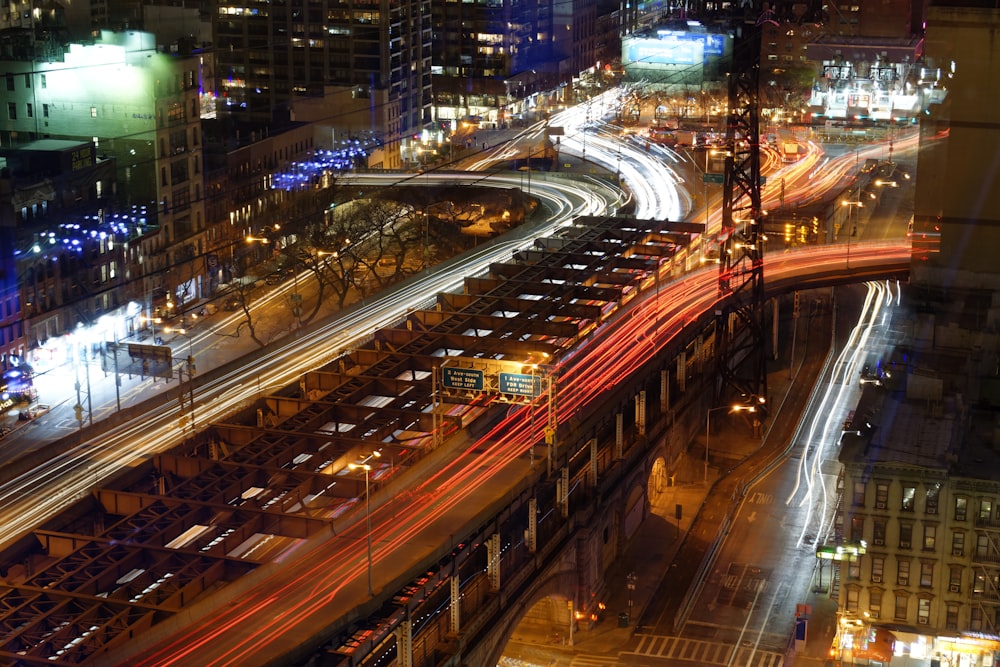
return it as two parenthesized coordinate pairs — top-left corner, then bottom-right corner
(442, 367), (485, 391)
(498, 372), (542, 397)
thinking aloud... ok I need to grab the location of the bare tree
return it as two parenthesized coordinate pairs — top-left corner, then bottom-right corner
(334, 198), (411, 295)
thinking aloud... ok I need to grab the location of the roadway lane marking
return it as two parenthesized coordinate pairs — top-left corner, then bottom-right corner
(628, 634), (784, 667)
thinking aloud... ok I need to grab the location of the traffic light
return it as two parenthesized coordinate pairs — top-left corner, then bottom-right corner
(73, 404), (83, 422)
(187, 356), (196, 375)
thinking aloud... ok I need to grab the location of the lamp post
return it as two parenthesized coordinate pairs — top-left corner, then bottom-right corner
(349, 450), (381, 596)
(841, 199), (863, 268)
(705, 400), (763, 483)
(248, 234), (303, 329)
(413, 209), (429, 271)
(140, 315), (162, 343)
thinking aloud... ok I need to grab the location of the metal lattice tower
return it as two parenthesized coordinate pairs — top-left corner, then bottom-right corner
(716, 19), (768, 419)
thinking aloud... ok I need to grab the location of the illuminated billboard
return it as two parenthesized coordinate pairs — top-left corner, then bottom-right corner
(626, 36), (705, 66)
(622, 31), (731, 88)
(655, 30), (726, 57)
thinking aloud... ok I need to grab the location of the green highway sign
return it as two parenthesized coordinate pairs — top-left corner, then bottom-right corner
(442, 367), (485, 391)
(499, 372), (542, 397)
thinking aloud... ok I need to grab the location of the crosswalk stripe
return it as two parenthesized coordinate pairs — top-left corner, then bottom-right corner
(625, 634), (784, 667)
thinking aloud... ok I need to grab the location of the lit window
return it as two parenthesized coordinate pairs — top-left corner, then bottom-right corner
(926, 484), (940, 514)
(917, 598), (930, 624)
(869, 589), (882, 618)
(902, 486), (915, 511)
(853, 482), (865, 506)
(871, 555), (884, 584)
(955, 497), (967, 521)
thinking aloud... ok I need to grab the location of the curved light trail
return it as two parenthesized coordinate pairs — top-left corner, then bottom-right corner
(0, 85), (915, 663)
(116, 241), (912, 667)
(0, 172), (627, 553)
(786, 278), (903, 553)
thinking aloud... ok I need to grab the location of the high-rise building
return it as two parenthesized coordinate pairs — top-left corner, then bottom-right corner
(212, 0), (431, 168)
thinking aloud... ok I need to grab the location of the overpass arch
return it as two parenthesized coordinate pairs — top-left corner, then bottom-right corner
(487, 568), (579, 667)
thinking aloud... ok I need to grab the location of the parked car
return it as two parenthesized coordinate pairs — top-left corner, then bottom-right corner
(224, 297), (242, 311)
(265, 273), (282, 285)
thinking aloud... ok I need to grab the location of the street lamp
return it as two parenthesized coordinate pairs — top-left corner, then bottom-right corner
(349, 450), (381, 596)
(140, 315), (162, 343)
(704, 399), (764, 483)
(841, 198), (863, 268)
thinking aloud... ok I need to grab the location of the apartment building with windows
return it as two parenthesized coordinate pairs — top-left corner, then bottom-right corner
(834, 7), (1000, 661)
(0, 29), (208, 320)
(831, 0), (1000, 658)
(838, 327), (1000, 663)
(213, 0), (431, 169)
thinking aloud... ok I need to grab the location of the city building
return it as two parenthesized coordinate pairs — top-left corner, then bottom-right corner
(201, 118), (318, 293)
(0, 29), (208, 322)
(834, 2), (1000, 664)
(912, 1), (1000, 290)
(212, 0), (431, 169)
(0, 139), (153, 376)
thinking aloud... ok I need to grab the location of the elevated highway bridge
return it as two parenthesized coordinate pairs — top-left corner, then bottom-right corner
(0, 208), (910, 666)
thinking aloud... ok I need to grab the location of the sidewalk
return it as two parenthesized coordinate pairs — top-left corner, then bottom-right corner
(572, 453), (710, 660)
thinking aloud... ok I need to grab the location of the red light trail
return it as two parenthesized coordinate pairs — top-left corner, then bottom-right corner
(124, 243), (910, 666)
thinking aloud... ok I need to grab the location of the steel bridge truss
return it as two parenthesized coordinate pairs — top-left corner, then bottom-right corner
(0, 214), (698, 665)
(718, 20), (768, 419)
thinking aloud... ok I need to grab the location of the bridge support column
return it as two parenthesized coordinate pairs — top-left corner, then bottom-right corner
(588, 438), (597, 486)
(615, 413), (623, 459)
(431, 366), (443, 448)
(395, 619), (413, 667)
(546, 376), (557, 476)
(558, 467), (569, 518)
(450, 575), (461, 634)
(771, 292), (780, 366)
(677, 352), (686, 392)
(487, 533), (501, 590)
(526, 497), (537, 553)
(568, 599), (575, 647)
(661, 369), (669, 412)
(635, 391), (646, 436)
